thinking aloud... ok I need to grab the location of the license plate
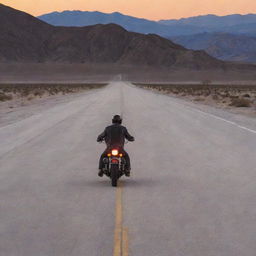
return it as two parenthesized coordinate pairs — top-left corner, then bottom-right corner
(111, 159), (119, 164)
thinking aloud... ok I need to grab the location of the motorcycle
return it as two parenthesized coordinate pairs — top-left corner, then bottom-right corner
(99, 142), (129, 187)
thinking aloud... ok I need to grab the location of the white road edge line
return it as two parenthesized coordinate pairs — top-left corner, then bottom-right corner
(134, 83), (256, 135)
(189, 107), (256, 134)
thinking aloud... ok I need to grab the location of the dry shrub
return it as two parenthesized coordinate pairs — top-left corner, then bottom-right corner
(230, 95), (239, 99)
(230, 98), (251, 107)
(194, 97), (204, 102)
(212, 94), (219, 100)
(21, 89), (30, 97)
(27, 96), (34, 101)
(220, 93), (228, 98)
(0, 92), (13, 101)
(33, 90), (44, 97)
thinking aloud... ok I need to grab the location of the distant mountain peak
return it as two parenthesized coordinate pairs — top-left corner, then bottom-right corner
(111, 11), (123, 15)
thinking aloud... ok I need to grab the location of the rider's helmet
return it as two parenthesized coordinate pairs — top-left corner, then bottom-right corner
(112, 115), (122, 124)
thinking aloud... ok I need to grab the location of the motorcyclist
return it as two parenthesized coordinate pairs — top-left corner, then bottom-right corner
(97, 115), (135, 177)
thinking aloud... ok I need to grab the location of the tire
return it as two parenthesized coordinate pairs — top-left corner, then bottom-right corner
(110, 164), (119, 187)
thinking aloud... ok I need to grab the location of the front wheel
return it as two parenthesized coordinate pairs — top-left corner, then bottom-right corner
(110, 165), (119, 187)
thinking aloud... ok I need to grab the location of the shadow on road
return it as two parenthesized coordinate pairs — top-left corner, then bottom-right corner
(122, 177), (159, 188)
(68, 178), (111, 188)
(68, 177), (160, 189)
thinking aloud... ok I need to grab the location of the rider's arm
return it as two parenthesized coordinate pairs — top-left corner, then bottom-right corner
(97, 129), (106, 142)
(124, 128), (135, 142)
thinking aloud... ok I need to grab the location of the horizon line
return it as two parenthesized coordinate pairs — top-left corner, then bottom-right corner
(36, 9), (256, 21)
(1, 2), (256, 21)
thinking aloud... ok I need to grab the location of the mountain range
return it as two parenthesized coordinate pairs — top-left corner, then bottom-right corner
(159, 14), (256, 34)
(38, 11), (256, 63)
(38, 11), (203, 37)
(38, 11), (256, 36)
(0, 3), (226, 70)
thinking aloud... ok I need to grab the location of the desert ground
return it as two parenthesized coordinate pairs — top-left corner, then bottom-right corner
(1, 80), (256, 256)
(135, 83), (256, 117)
(0, 83), (106, 127)
(1, 63), (256, 83)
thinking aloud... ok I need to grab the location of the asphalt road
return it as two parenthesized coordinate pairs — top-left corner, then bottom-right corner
(1, 82), (256, 256)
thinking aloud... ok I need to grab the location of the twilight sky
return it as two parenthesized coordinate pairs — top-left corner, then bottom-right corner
(1, 0), (256, 20)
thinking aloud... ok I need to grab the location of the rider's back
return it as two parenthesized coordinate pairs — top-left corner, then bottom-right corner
(97, 115), (134, 147)
(105, 123), (127, 147)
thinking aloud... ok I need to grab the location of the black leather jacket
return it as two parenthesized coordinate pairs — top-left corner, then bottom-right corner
(97, 123), (134, 147)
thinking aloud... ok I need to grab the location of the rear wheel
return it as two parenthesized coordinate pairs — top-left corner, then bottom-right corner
(110, 165), (119, 187)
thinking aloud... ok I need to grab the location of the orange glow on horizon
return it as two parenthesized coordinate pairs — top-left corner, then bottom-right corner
(1, 0), (256, 20)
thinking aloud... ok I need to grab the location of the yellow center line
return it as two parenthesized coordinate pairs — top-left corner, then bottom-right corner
(122, 227), (129, 256)
(113, 181), (129, 256)
(114, 181), (123, 256)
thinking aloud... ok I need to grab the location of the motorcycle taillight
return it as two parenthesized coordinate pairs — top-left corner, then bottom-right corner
(111, 149), (119, 156)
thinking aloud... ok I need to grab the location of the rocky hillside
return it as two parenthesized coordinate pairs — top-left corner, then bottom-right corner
(0, 4), (53, 62)
(0, 4), (230, 69)
(171, 33), (256, 63)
